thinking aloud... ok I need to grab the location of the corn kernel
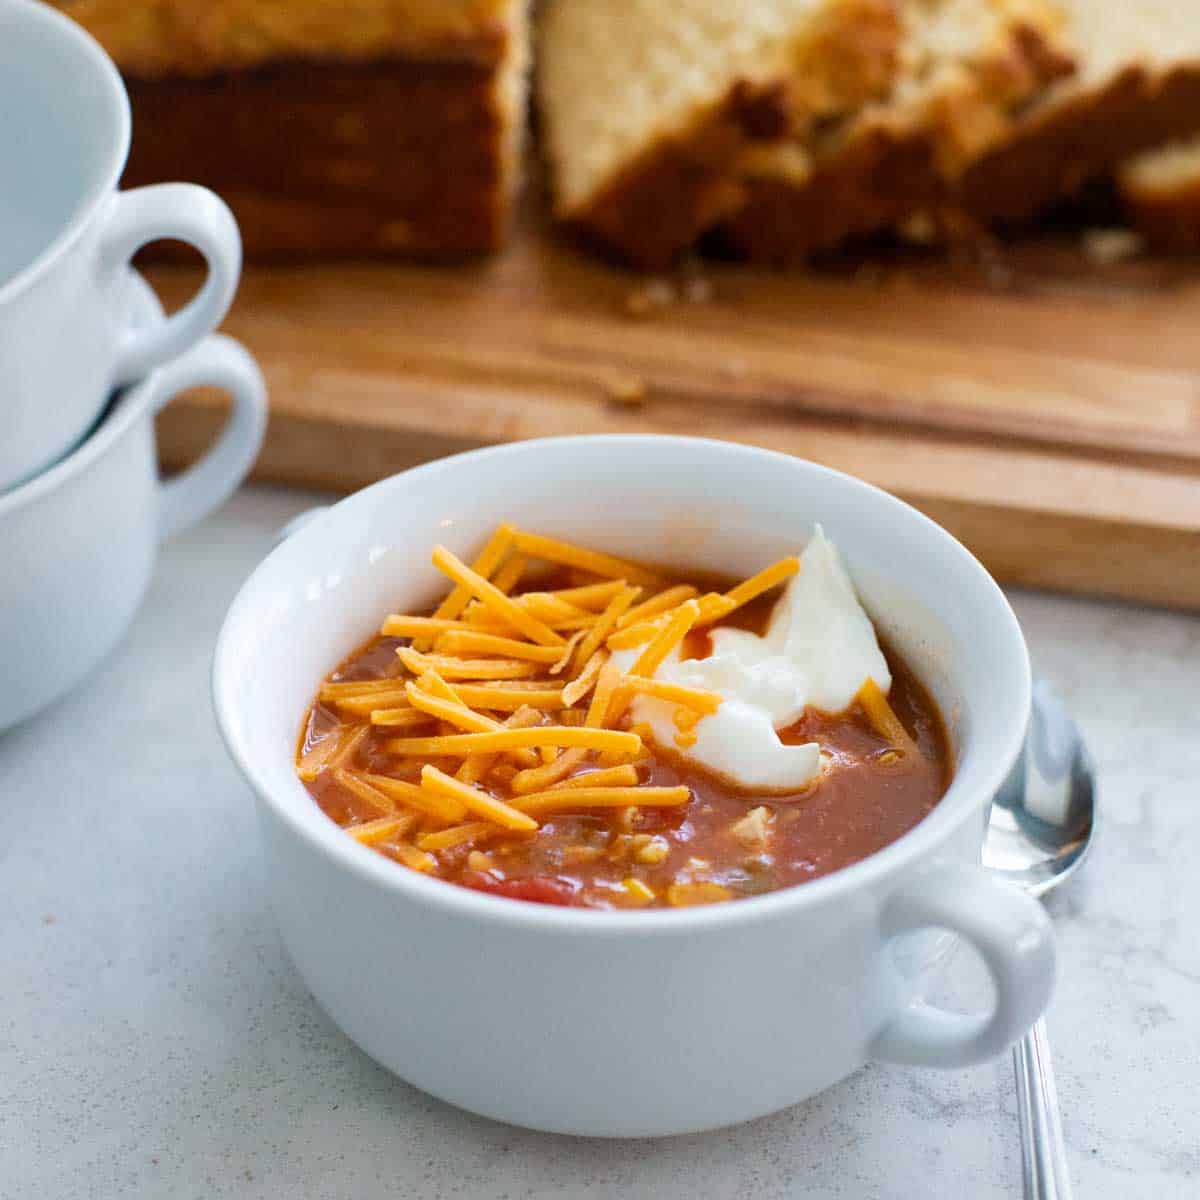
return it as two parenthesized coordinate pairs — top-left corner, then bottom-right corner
(667, 882), (732, 907)
(633, 834), (669, 864)
(622, 878), (655, 905)
(467, 851), (495, 873)
(607, 833), (634, 861)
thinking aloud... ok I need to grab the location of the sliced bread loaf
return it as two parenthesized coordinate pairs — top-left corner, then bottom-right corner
(536, 0), (904, 267)
(59, 0), (532, 258)
(960, 0), (1200, 225)
(1117, 137), (1200, 252)
(720, 0), (1073, 262)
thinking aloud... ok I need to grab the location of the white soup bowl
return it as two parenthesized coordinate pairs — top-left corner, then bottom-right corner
(213, 437), (1052, 1137)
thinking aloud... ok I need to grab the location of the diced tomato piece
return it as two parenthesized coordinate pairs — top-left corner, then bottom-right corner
(460, 873), (579, 907)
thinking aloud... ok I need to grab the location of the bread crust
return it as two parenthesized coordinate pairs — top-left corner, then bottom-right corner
(960, 62), (1200, 225)
(719, 11), (1074, 263)
(122, 59), (513, 258)
(718, 120), (933, 263)
(549, 0), (902, 268)
(559, 82), (791, 269)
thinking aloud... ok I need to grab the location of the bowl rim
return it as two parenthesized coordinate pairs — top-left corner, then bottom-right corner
(213, 435), (1032, 935)
(0, 0), (131, 307)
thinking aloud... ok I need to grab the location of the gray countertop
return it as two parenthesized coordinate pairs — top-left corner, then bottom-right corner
(2, 485), (1197, 1199)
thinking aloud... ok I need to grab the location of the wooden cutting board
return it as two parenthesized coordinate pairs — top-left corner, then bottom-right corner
(146, 221), (1200, 611)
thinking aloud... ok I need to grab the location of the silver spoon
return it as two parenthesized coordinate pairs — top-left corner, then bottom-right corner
(983, 680), (1097, 1200)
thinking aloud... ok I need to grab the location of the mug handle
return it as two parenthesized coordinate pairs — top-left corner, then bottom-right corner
(99, 184), (242, 386)
(871, 861), (1056, 1068)
(137, 335), (267, 542)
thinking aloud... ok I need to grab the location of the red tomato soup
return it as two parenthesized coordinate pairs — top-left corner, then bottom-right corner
(296, 527), (953, 910)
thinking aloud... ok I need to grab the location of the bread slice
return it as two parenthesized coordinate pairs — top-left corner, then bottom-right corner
(959, 0), (1200, 225)
(536, 0), (905, 267)
(720, 0), (1073, 263)
(1117, 137), (1200, 252)
(57, 1), (531, 258)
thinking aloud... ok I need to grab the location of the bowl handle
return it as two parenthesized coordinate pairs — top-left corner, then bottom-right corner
(871, 861), (1056, 1068)
(100, 184), (242, 387)
(138, 335), (267, 542)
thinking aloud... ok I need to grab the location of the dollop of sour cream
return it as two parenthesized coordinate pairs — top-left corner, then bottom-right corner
(610, 527), (891, 792)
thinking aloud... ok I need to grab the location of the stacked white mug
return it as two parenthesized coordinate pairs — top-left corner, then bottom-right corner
(0, 0), (267, 730)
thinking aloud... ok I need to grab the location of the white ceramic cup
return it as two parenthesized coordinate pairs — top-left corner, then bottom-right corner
(0, 276), (266, 732)
(0, 0), (242, 492)
(214, 437), (1053, 1137)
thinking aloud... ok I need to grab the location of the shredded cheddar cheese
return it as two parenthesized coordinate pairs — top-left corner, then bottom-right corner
(490, 552), (529, 596)
(432, 544), (564, 647)
(432, 630), (565, 663)
(430, 524), (514, 627)
(369, 706), (435, 729)
(403, 683), (540, 771)
(570, 587), (639, 678)
(450, 684), (565, 711)
(723, 556), (800, 610)
(393, 841), (438, 872)
(607, 601), (702, 725)
(397, 647), (543, 681)
(359, 773), (468, 823)
(513, 785), (690, 815)
(380, 615), (473, 639)
(347, 815), (417, 845)
(296, 723), (361, 781)
(331, 690), (412, 716)
(421, 766), (539, 831)
(540, 579), (632, 610)
(416, 822), (498, 852)
(320, 677), (410, 699)
(456, 706), (544, 785)
(549, 629), (588, 676)
(617, 677), (722, 715)
(552, 764), (640, 789)
(616, 584), (699, 630)
(857, 677), (921, 758)
(384, 727), (642, 758)
(333, 767), (397, 815)
(510, 530), (663, 587)
(561, 649), (607, 707)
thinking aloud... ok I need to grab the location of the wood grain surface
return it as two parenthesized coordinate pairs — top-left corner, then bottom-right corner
(146, 222), (1200, 610)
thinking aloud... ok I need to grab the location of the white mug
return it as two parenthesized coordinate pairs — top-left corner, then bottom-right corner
(0, 0), (241, 491)
(0, 275), (266, 733)
(214, 436), (1054, 1137)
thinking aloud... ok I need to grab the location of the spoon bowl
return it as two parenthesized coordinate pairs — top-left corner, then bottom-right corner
(984, 680), (1097, 896)
(983, 678), (1098, 1200)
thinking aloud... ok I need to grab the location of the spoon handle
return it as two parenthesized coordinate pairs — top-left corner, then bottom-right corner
(1015, 1018), (1073, 1200)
